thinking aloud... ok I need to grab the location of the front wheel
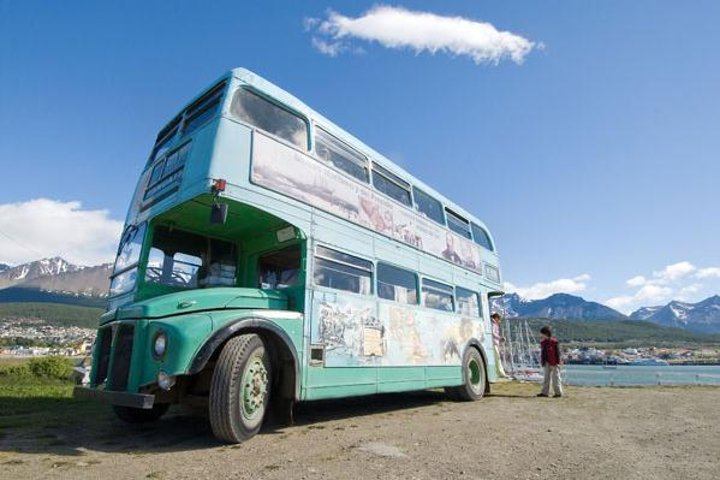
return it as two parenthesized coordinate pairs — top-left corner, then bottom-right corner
(447, 348), (487, 401)
(209, 334), (271, 443)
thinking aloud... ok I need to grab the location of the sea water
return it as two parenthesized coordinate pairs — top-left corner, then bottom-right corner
(562, 365), (720, 386)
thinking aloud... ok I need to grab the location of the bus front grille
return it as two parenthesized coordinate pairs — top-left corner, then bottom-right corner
(108, 324), (135, 391)
(94, 326), (113, 386)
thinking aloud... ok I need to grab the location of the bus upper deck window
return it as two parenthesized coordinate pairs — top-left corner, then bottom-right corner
(230, 88), (308, 150)
(471, 222), (494, 251)
(413, 187), (445, 226)
(445, 209), (472, 239)
(315, 127), (369, 183)
(372, 163), (412, 207)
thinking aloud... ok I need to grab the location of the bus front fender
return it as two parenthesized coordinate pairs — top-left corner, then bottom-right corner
(187, 316), (300, 400)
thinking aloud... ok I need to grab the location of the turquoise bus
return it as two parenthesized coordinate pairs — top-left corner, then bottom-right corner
(75, 68), (504, 443)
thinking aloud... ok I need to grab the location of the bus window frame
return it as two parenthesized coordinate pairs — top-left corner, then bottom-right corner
(412, 186), (446, 226)
(313, 245), (374, 296)
(421, 277), (455, 312)
(470, 222), (494, 251)
(455, 286), (482, 318)
(314, 125), (370, 183)
(371, 162), (413, 208)
(377, 261), (419, 305)
(230, 86), (311, 151)
(445, 208), (472, 239)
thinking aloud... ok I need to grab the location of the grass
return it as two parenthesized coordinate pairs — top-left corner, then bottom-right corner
(0, 302), (104, 329)
(0, 358), (106, 437)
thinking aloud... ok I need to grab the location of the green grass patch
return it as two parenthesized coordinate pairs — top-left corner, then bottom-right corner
(0, 302), (103, 329)
(0, 357), (74, 382)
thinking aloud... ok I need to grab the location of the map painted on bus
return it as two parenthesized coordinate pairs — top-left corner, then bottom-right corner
(251, 131), (483, 274)
(311, 292), (484, 367)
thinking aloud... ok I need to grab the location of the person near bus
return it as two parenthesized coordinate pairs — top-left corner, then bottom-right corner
(490, 312), (507, 378)
(538, 325), (563, 398)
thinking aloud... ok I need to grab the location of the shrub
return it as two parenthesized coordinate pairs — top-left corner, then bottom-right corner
(27, 356), (74, 380)
(0, 362), (31, 378)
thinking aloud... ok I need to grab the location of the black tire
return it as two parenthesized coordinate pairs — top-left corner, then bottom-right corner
(209, 334), (271, 443)
(113, 403), (169, 423)
(448, 348), (487, 401)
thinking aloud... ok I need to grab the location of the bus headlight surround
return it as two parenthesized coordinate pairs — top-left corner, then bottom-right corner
(152, 330), (168, 359)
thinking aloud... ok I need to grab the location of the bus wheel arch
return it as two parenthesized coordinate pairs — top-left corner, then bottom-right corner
(191, 318), (299, 439)
(447, 341), (489, 401)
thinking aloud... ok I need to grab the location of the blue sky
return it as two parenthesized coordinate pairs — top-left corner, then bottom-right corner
(1, 1), (718, 313)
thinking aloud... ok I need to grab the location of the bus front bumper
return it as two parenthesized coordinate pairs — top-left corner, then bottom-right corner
(73, 386), (155, 409)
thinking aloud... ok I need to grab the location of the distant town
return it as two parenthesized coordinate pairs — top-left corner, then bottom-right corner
(0, 318), (94, 357)
(565, 346), (720, 366)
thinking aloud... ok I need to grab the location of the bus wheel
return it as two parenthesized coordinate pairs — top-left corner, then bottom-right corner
(209, 334), (271, 443)
(450, 348), (486, 401)
(113, 403), (169, 423)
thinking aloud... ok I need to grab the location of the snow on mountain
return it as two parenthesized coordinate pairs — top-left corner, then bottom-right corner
(0, 257), (84, 286)
(499, 292), (626, 321)
(629, 306), (663, 321)
(0, 257), (109, 297)
(631, 296), (720, 334)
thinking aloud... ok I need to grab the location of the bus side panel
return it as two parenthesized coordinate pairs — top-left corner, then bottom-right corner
(303, 367), (378, 400)
(376, 366), (426, 393)
(425, 366), (463, 389)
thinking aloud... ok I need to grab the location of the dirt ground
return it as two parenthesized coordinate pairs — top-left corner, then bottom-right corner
(1, 383), (719, 480)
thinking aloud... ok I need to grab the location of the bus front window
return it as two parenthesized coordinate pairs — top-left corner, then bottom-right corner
(109, 223), (147, 297)
(145, 226), (237, 289)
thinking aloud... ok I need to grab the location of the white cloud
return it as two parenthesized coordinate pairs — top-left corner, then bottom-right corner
(608, 260), (718, 314)
(696, 267), (720, 279)
(678, 284), (702, 300)
(605, 296), (635, 311)
(306, 5), (538, 65)
(605, 284), (673, 313)
(652, 261), (696, 283)
(626, 275), (647, 287)
(504, 274), (591, 300)
(311, 37), (344, 57)
(0, 199), (123, 266)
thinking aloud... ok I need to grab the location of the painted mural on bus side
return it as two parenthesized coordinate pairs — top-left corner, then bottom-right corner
(311, 292), (484, 367)
(251, 131), (483, 274)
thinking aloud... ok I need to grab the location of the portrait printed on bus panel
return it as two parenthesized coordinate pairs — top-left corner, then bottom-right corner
(441, 232), (462, 264)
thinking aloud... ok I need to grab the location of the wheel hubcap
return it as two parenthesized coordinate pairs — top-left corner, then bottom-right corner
(242, 357), (268, 418)
(468, 359), (483, 394)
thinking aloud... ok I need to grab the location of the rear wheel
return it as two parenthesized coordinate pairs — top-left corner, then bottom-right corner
(209, 334), (271, 443)
(113, 403), (169, 423)
(447, 348), (486, 401)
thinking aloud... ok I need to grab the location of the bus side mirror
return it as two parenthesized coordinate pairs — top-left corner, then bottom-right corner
(210, 203), (228, 225)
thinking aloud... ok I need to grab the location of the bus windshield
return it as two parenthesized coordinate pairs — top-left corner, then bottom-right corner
(145, 226), (238, 289)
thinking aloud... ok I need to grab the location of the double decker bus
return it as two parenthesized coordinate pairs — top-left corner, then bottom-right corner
(75, 68), (504, 443)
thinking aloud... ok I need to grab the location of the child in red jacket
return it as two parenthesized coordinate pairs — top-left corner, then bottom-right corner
(537, 325), (563, 398)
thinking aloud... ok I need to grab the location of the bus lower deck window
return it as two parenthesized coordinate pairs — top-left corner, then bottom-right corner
(314, 246), (373, 295)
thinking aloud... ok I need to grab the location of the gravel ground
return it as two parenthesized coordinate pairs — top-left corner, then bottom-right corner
(1, 383), (719, 479)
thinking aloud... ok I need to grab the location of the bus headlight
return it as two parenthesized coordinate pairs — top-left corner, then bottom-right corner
(152, 331), (167, 359)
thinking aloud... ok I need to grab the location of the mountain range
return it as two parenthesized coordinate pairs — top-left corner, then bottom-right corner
(1, 257), (719, 334)
(629, 295), (720, 334)
(0, 257), (111, 306)
(500, 292), (720, 334)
